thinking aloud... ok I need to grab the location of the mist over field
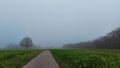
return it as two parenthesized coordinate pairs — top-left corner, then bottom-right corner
(0, 0), (120, 48)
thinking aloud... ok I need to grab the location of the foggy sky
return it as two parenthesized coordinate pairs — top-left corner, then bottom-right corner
(0, 0), (120, 48)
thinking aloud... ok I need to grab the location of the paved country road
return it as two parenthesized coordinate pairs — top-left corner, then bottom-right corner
(23, 50), (60, 68)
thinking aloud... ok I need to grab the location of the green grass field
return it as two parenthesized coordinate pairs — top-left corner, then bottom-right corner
(51, 49), (120, 68)
(0, 50), (41, 68)
(0, 49), (120, 68)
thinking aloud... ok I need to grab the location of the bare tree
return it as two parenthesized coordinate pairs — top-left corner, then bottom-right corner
(20, 37), (33, 50)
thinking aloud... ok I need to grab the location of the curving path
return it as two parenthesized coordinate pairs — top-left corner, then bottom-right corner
(22, 50), (59, 68)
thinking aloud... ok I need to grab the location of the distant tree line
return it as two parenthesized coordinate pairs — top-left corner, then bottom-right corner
(63, 27), (120, 49)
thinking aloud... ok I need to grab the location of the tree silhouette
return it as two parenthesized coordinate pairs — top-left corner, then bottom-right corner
(20, 37), (33, 50)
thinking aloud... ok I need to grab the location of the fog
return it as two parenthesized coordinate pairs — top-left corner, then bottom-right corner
(0, 0), (120, 48)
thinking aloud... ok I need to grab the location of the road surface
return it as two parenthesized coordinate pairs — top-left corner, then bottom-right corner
(23, 50), (60, 68)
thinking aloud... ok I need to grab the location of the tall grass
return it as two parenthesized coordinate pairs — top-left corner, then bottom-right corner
(51, 49), (120, 68)
(0, 50), (41, 68)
